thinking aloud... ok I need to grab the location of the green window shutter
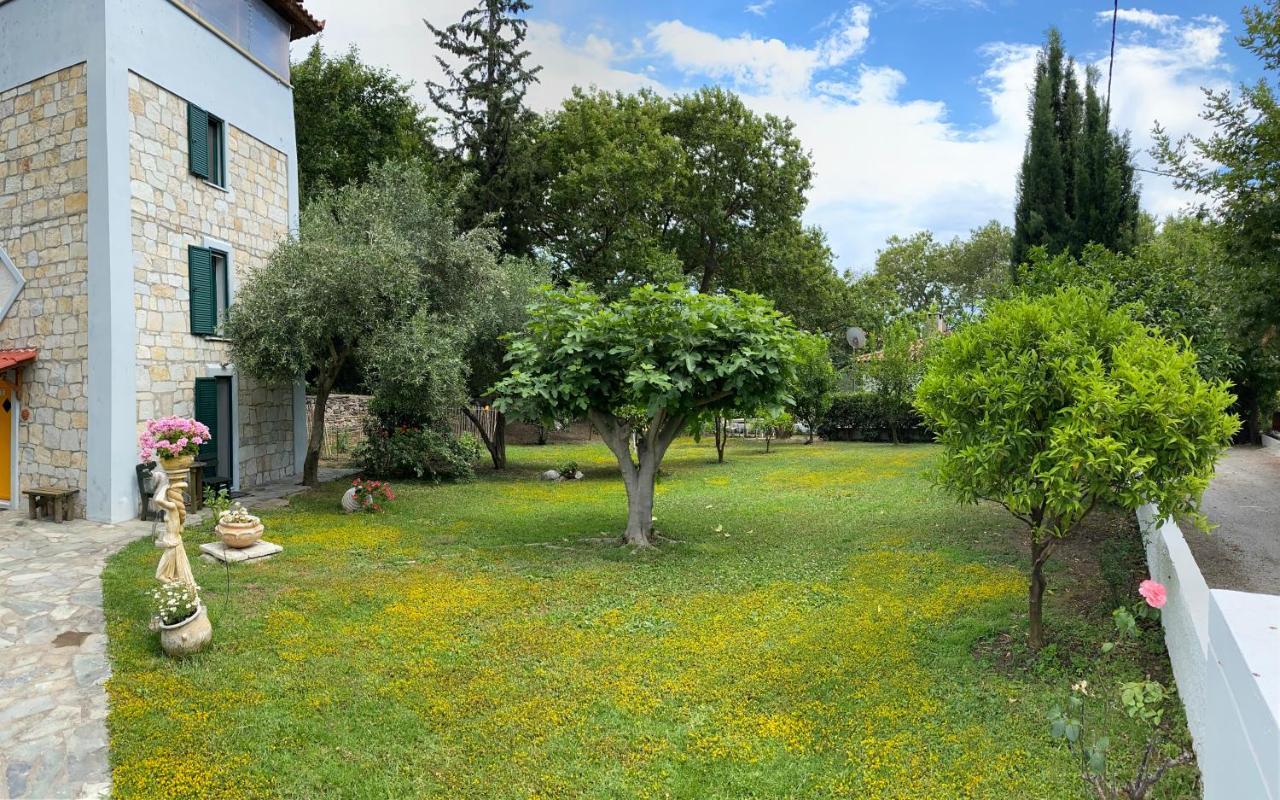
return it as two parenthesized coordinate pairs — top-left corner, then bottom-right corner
(188, 245), (216, 335)
(193, 378), (219, 468)
(188, 103), (209, 179)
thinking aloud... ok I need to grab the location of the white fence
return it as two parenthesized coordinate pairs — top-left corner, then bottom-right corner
(1139, 505), (1280, 800)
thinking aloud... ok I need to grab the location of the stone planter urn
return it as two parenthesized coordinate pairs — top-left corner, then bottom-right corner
(216, 517), (264, 549)
(158, 602), (212, 657)
(341, 486), (365, 513)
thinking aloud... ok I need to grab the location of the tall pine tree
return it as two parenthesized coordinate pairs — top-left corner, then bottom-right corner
(1011, 29), (1140, 269)
(425, 0), (542, 257)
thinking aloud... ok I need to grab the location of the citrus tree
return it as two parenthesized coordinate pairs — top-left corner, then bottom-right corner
(915, 287), (1237, 650)
(789, 332), (836, 443)
(494, 283), (798, 547)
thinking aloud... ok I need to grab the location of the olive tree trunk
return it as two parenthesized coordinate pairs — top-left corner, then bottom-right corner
(303, 355), (346, 488)
(590, 409), (686, 547)
(462, 406), (507, 469)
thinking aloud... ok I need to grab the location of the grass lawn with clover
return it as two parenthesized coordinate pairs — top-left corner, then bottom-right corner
(101, 439), (1196, 799)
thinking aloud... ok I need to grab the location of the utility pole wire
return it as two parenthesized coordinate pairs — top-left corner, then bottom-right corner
(1106, 0), (1119, 115)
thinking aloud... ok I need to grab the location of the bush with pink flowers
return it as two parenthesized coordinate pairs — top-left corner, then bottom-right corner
(351, 478), (396, 513)
(139, 417), (212, 462)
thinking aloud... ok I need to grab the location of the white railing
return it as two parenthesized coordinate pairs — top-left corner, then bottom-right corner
(1139, 505), (1280, 800)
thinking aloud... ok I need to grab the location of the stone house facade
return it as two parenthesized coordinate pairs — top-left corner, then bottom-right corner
(0, 0), (322, 521)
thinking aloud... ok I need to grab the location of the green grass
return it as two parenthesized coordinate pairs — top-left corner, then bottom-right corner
(102, 439), (1194, 799)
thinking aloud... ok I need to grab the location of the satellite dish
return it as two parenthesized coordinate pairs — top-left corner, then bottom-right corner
(845, 326), (867, 350)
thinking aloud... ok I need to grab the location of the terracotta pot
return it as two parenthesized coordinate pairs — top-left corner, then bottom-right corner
(158, 602), (212, 656)
(157, 453), (195, 474)
(217, 518), (264, 549)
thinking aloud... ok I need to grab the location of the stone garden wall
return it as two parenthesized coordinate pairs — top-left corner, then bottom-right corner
(127, 72), (294, 486)
(305, 394), (371, 457)
(0, 63), (90, 513)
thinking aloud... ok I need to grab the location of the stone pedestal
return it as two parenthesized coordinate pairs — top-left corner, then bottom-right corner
(199, 540), (283, 564)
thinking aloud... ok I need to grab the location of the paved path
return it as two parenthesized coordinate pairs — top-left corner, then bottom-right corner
(0, 468), (355, 799)
(1184, 438), (1280, 595)
(0, 513), (147, 800)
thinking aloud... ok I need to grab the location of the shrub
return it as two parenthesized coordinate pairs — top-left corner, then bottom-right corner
(817, 392), (929, 442)
(915, 286), (1238, 650)
(357, 420), (480, 481)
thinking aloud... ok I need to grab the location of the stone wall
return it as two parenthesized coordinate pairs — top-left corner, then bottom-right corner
(128, 71), (293, 487)
(305, 394), (371, 456)
(0, 64), (89, 513)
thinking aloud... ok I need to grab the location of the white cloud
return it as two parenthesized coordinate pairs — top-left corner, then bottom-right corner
(745, 0), (775, 17)
(300, 0), (1236, 271)
(650, 4), (870, 96)
(816, 4), (872, 67)
(1098, 11), (1232, 219)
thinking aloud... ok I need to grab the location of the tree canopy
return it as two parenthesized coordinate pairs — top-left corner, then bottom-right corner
(493, 284), (798, 546)
(228, 161), (504, 485)
(292, 44), (438, 205)
(872, 221), (1011, 323)
(915, 287), (1238, 650)
(533, 87), (840, 331)
(1153, 0), (1280, 441)
(1012, 30), (1141, 267)
(426, 0), (543, 256)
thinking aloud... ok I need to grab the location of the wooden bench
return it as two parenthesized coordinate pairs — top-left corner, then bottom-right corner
(23, 486), (79, 522)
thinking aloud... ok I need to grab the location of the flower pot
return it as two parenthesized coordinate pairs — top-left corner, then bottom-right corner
(158, 602), (212, 656)
(157, 453), (195, 474)
(341, 486), (366, 513)
(217, 518), (264, 549)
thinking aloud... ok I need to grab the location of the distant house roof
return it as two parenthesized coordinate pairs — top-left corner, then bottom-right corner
(264, 0), (324, 40)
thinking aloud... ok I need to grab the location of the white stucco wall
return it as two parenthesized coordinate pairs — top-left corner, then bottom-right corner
(1139, 505), (1211, 747)
(1140, 504), (1280, 800)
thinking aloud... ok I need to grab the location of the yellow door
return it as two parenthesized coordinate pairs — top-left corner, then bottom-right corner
(0, 383), (12, 503)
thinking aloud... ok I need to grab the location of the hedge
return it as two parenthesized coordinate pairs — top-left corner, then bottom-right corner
(816, 391), (932, 443)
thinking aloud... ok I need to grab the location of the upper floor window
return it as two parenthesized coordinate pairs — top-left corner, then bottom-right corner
(188, 245), (230, 336)
(187, 104), (227, 188)
(178, 0), (291, 79)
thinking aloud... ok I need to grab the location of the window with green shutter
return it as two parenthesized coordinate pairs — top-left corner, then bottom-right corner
(188, 104), (209, 180)
(187, 103), (226, 187)
(188, 245), (217, 335)
(193, 377), (219, 469)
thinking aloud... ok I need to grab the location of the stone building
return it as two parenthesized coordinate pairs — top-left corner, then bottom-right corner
(0, 0), (322, 521)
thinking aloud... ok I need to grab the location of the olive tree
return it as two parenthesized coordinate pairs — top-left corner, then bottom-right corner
(494, 283), (798, 547)
(915, 287), (1237, 650)
(226, 184), (418, 487)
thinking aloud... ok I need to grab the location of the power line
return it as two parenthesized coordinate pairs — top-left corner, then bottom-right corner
(1106, 0), (1119, 114)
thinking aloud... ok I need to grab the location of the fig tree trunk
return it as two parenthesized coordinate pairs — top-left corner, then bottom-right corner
(591, 409), (686, 547)
(714, 414), (728, 463)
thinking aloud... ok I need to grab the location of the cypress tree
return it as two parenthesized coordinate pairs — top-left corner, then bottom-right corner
(1012, 29), (1141, 271)
(425, 0), (542, 256)
(1012, 49), (1067, 267)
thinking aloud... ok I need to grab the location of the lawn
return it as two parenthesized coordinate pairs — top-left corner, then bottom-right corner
(101, 439), (1195, 799)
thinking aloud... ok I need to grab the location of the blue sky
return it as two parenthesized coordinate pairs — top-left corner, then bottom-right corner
(300, 1), (1260, 272)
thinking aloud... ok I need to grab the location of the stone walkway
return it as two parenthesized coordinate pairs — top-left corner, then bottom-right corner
(0, 513), (145, 800)
(0, 467), (355, 799)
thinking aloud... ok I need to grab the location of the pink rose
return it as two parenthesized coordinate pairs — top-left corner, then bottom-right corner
(1139, 579), (1167, 609)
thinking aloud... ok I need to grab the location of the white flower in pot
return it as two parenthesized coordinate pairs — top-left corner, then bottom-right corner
(149, 580), (211, 656)
(216, 501), (263, 549)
